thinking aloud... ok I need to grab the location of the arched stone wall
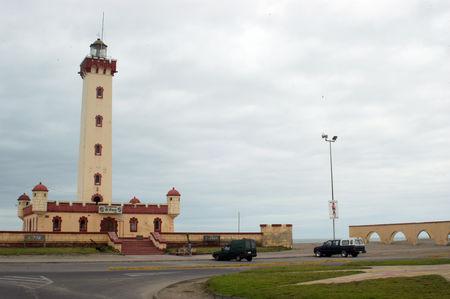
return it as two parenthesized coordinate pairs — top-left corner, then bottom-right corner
(349, 221), (450, 246)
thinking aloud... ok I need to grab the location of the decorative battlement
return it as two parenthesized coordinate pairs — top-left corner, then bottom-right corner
(79, 57), (117, 78)
(260, 224), (293, 248)
(23, 201), (168, 216)
(123, 203), (168, 214)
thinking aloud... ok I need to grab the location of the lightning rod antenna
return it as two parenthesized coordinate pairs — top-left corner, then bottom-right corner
(101, 12), (105, 40)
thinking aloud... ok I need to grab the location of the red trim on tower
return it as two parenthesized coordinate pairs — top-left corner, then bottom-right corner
(79, 57), (117, 78)
(32, 182), (48, 192)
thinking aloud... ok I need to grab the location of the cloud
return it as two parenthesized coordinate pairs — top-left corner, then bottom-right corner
(1, 1), (449, 238)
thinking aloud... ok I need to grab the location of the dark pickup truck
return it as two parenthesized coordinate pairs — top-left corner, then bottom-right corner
(314, 238), (366, 257)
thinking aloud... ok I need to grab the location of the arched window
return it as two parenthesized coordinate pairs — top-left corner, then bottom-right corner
(95, 115), (103, 127)
(129, 217), (138, 232)
(79, 217), (88, 232)
(91, 193), (103, 205)
(52, 216), (62, 232)
(96, 86), (104, 99)
(153, 218), (162, 233)
(94, 144), (102, 156)
(94, 173), (102, 185)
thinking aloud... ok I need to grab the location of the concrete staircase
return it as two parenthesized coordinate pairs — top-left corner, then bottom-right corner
(120, 239), (163, 255)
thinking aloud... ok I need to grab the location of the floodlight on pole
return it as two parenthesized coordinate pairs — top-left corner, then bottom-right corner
(322, 133), (338, 240)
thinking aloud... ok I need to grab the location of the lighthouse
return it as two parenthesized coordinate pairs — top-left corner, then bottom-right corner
(77, 39), (117, 204)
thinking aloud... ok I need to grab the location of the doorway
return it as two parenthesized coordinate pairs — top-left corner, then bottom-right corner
(100, 217), (117, 232)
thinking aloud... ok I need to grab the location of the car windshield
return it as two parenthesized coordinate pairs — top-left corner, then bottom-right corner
(224, 246), (230, 251)
(355, 239), (364, 245)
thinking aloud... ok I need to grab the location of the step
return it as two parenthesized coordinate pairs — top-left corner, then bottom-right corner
(120, 239), (163, 255)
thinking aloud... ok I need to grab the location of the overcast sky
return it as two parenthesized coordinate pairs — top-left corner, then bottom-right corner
(0, 0), (449, 239)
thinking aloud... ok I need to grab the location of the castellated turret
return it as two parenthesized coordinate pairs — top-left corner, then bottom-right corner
(17, 193), (31, 219)
(31, 182), (48, 214)
(166, 187), (180, 217)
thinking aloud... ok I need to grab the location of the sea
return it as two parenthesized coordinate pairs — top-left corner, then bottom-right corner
(293, 238), (326, 243)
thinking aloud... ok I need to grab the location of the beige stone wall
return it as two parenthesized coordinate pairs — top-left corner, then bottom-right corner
(22, 210), (174, 238)
(77, 67), (113, 204)
(17, 200), (30, 220)
(349, 221), (450, 246)
(32, 191), (48, 214)
(160, 232), (263, 246)
(0, 231), (108, 245)
(260, 224), (293, 248)
(167, 195), (180, 216)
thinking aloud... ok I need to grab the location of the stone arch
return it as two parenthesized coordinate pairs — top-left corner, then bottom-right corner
(416, 230), (435, 246)
(390, 231), (407, 244)
(366, 231), (381, 243)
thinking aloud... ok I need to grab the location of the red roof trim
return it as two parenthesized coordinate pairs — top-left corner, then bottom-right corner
(32, 182), (48, 192)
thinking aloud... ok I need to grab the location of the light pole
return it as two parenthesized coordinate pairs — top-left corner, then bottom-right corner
(322, 133), (338, 240)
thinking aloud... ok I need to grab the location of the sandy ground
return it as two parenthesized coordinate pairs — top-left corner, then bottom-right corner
(157, 240), (449, 299)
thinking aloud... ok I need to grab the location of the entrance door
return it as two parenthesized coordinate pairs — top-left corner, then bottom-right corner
(100, 217), (117, 232)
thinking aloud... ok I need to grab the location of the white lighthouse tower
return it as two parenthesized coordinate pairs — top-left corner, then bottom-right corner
(77, 39), (117, 204)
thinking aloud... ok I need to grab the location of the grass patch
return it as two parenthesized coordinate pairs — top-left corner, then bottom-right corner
(347, 258), (450, 267)
(0, 247), (114, 255)
(269, 275), (449, 299)
(166, 246), (290, 254)
(206, 261), (450, 298)
(207, 269), (363, 298)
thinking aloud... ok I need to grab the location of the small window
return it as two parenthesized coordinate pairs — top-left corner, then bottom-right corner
(94, 173), (102, 185)
(92, 194), (103, 205)
(79, 217), (88, 232)
(94, 144), (102, 156)
(96, 87), (104, 99)
(130, 217), (138, 232)
(342, 240), (349, 246)
(52, 216), (62, 232)
(153, 218), (162, 232)
(95, 115), (103, 127)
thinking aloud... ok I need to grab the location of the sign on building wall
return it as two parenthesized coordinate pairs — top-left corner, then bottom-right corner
(24, 234), (45, 242)
(328, 200), (339, 219)
(98, 206), (122, 214)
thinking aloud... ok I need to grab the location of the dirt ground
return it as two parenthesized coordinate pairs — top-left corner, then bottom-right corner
(156, 240), (449, 299)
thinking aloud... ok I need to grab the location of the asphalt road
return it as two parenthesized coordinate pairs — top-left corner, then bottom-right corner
(1, 257), (322, 299)
(1, 241), (448, 299)
(0, 259), (255, 299)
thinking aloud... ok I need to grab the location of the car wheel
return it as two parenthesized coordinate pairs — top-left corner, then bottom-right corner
(214, 255), (219, 261)
(341, 251), (348, 257)
(314, 251), (321, 257)
(351, 253), (358, 257)
(246, 257), (252, 261)
(236, 256), (242, 261)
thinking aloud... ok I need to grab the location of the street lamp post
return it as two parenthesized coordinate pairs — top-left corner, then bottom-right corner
(322, 133), (338, 240)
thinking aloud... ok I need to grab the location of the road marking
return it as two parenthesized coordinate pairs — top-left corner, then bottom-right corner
(0, 275), (53, 289)
(124, 271), (173, 277)
(429, 254), (450, 258)
(109, 259), (349, 271)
